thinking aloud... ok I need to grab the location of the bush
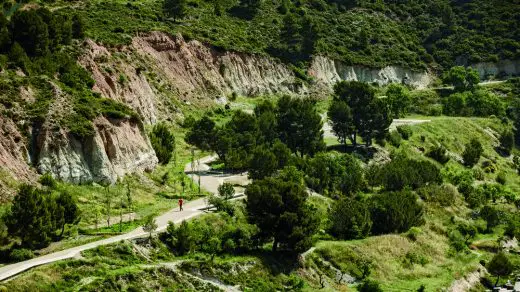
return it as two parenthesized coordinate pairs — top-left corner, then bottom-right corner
(358, 279), (383, 292)
(462, 138), (483, 167)
(396, 125), (413, 140)
(375, 156), (442, 191)
(370, 190), (425, 235)
(406, 227), (422, 241)
(417, 184), (458, 206)
(208, 195), (235, 216)
(39, 172), (57, 188)
(387, 131), (402, 147)
(496, 172), (507, 185)
(464, 188), (486, 209)
(498, 129), (514, 156)
(329, 198), (372, 240)
(426, 144), (450, 164)
(9, 248), (34, 262)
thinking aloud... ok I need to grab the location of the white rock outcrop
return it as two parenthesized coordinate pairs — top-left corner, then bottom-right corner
(470, 59), (520, 79)
(36, 117), (157, 184)
(308, 56), (433, 89)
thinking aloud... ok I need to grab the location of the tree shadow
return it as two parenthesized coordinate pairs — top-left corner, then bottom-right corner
(251, 249), (301, 275)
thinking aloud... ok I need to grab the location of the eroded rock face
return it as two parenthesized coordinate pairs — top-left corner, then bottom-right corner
(0, 116), (32, 180)
(36, 117), (157, 184)
(308, 56), (433, 89)
(132, 32), (306, 99)
(470, 59), (520, 79)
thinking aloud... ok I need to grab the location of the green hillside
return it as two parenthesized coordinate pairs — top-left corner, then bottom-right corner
(56, 0), (520, 69)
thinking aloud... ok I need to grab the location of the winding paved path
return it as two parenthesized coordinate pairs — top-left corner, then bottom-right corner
(0, 157), (248, 282)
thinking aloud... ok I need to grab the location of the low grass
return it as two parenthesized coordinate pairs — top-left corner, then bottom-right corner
(393, 116), (520, 194)
(312, 204), (484, 291)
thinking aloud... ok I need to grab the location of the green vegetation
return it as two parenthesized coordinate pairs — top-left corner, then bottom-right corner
(3, 184), (80, 250)
(0, 0), (519, 289)
(149, 123), (176, 164)
(64, 0), (520, 70)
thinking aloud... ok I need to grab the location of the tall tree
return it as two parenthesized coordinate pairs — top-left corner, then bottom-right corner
(245, 175), (319, 252)
(328, 100), (355, 145)
(248, 145), (278, 180)
(329, 81), (392, 146)
(487, 252), (513, 287)
(150, 123), (175, 164)
(55, 191), (80, 238)
(277, 95), (324, 157)
(185, 115), (216, 152)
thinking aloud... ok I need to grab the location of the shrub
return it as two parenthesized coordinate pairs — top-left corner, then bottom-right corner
(387, 131), (402, 147)
(464, 188), (486, 208)
(39, 172), (57, 188)
(481, 160), (497, 173)
(358, 279), (383, 292)
(370, 190), (424, 235)
(329, 198), (372, 240)
(448, 229), (466, 252)
(498, 129), (514, 156)
(396, 125), (413, 140)
(218, 182), (235, 200)
(417, 184), (458, 206)
(462, 138), (483, 167)
(406, 227), (422, 241)
(376, 156), (442, 191)
(208, 195), (235, 216)
(496, 172), (507, 185)
(426, 144), (450, 164)
(480, 205), (500, 232)
(9, 248), (34, 262)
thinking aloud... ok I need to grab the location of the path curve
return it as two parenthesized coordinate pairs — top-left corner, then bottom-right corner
(0, 156), (243, 282)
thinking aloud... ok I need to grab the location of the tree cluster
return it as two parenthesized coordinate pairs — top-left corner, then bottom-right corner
(328, 81), (392, 146)
(305, 151), (364, 196)
(245, 170), (320, 252)
(443, 90), (504, 117)
(442, 66), (480, 92)
(186, 96), (324, 171)
(0, 9), (83, 68)
(161, 212), (258, 259)
(3, 184), (80, 249)
(330, 190), (425, 239)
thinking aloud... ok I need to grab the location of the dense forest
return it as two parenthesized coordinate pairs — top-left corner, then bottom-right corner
(49, 0), (520, 70)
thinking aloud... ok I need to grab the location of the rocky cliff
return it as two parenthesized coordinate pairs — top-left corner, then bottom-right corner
(470, 59), (520, 79)
(308, 56), (433, 89)
(36, 116), (157, 185)
(81, 32), (433, 127)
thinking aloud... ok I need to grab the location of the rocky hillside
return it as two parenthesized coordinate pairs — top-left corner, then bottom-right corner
(0, 0), (519, 191)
